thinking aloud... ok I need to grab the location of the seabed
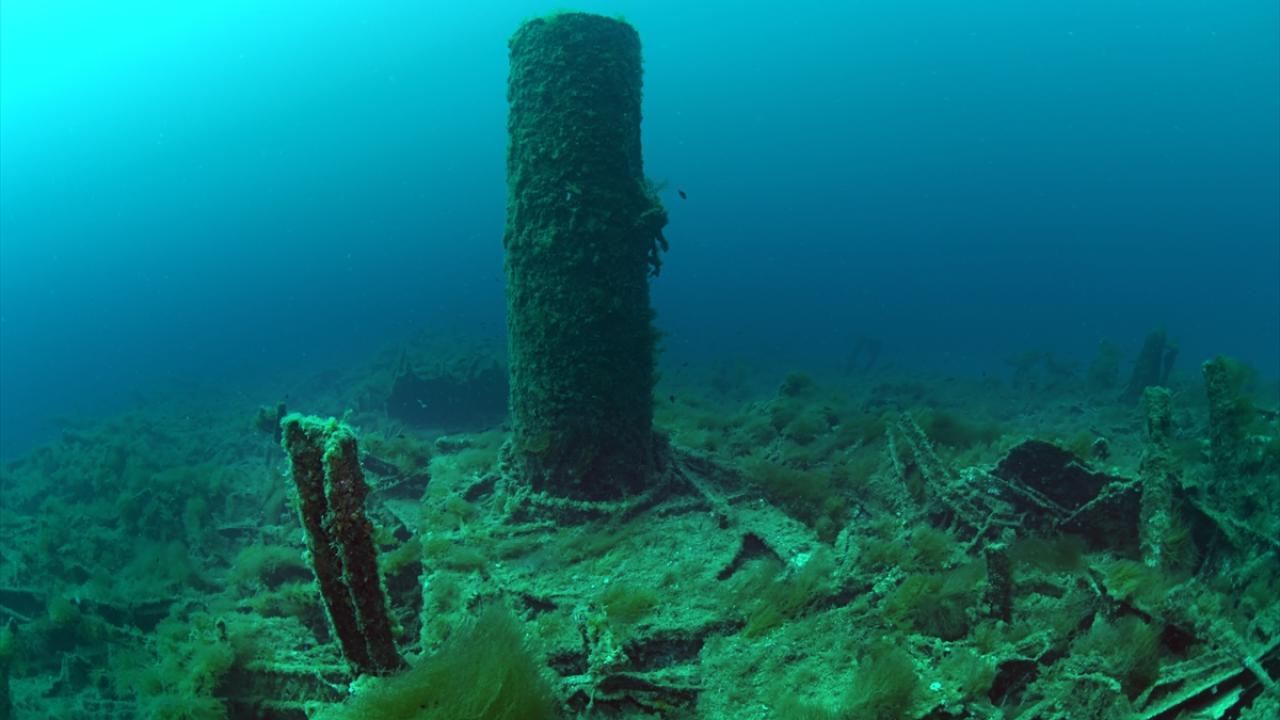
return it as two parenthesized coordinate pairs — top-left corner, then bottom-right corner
(1, 331), (1277, 719)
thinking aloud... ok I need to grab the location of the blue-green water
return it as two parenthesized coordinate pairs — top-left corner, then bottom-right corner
(2, 0), (1277, 456)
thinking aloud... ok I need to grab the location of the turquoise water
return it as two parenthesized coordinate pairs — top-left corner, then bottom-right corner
(1, 4), (1279, 718)
(1, 1), (1277, 450)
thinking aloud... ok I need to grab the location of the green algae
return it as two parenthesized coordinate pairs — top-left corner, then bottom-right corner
(844, 644), (920, 719)
(112, 611), (237, 720)
(736, 551), (835, 638)
(915, 408), (1002, 451)
(599, 583), (659, 627)
(883, 563), (985, 641)
(316, 604), (556, 720)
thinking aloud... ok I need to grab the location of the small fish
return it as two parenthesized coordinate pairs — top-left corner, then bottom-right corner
(669, 394), (677, 403)
(677, 189), (687, 200)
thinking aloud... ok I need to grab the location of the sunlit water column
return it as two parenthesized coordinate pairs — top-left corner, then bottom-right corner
(503, 12), (669, 502)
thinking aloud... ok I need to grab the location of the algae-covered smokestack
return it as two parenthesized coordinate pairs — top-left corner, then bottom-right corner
(504, 12), (668, 501)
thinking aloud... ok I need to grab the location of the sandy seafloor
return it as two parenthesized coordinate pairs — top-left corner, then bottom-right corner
(1, 329), (1277, 720)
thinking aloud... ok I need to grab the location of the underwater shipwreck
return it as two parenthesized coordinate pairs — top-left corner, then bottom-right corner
(2, 12), (1279, 720)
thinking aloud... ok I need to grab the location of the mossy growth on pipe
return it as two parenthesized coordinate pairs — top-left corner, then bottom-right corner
(323, 424), (404, 673)
(281, 414), (404, 676)
(1138, 387), (1179, 571)
(504, 12), (668, 501)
